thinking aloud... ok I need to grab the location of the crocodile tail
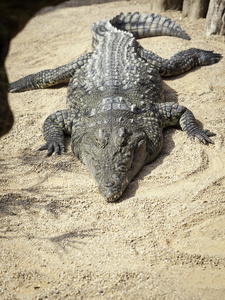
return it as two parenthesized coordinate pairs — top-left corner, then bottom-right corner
(92, 20), (118, 36)
(91, 19), (133, 48)
(110, 12), (190, 40)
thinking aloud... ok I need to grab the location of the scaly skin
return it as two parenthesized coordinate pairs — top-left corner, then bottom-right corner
(9, 12), (222, 201)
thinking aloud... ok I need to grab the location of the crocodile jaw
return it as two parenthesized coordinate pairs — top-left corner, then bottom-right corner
(98, 178), (129, 202)
(103, 189), (124, 203)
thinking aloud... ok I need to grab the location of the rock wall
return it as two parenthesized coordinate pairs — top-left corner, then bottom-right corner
(0, 0), (65, 137)
(206, 0), (225, 35)
(149, 0), (225, 36)
(149, 0), (183, 12)
(182, 0), (210, 19)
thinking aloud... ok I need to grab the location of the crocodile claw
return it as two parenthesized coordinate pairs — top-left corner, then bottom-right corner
(196, 49), (222, 65)
(189, 129), (216, 144)
(38, 141), (65, 156)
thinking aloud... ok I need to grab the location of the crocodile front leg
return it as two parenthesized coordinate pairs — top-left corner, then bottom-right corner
(39, 109), (73, 156)
(159, 102), (215, 144)
(9, 52), (92, 92)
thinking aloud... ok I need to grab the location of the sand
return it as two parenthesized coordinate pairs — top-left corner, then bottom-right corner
(1, 1), (225, 299)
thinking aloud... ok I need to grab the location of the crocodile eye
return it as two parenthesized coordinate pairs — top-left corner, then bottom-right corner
(137, 139), (145, 148)
(95, 128), (109, 148)
(116, 137), (127, 147)
(95, 138), (102, 147)
(116, 134), (126, 146)
(115, 127), (129, 146)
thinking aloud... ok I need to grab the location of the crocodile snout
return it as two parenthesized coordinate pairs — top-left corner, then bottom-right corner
(99, 179), (124, 202)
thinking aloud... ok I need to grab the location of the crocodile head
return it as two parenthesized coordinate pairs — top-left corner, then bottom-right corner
(77, 126), (148, 202)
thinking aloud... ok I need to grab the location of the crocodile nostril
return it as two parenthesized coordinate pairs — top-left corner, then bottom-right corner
(105, 181), (115, 187)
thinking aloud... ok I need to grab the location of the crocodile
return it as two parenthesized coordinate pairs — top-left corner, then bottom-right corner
(9, 12), (221, 202)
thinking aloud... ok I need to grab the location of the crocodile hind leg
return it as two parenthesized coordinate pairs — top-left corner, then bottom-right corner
(38, 109), (73, 156)
(9, 52), (92, 92)
(159, 102), (216, 144)
(140, 47), (222, 76)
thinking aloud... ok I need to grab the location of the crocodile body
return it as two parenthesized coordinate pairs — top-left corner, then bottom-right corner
(9, 12), (221, 201)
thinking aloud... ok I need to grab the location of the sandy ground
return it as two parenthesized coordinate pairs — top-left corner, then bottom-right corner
(1, 1), (225, 299)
